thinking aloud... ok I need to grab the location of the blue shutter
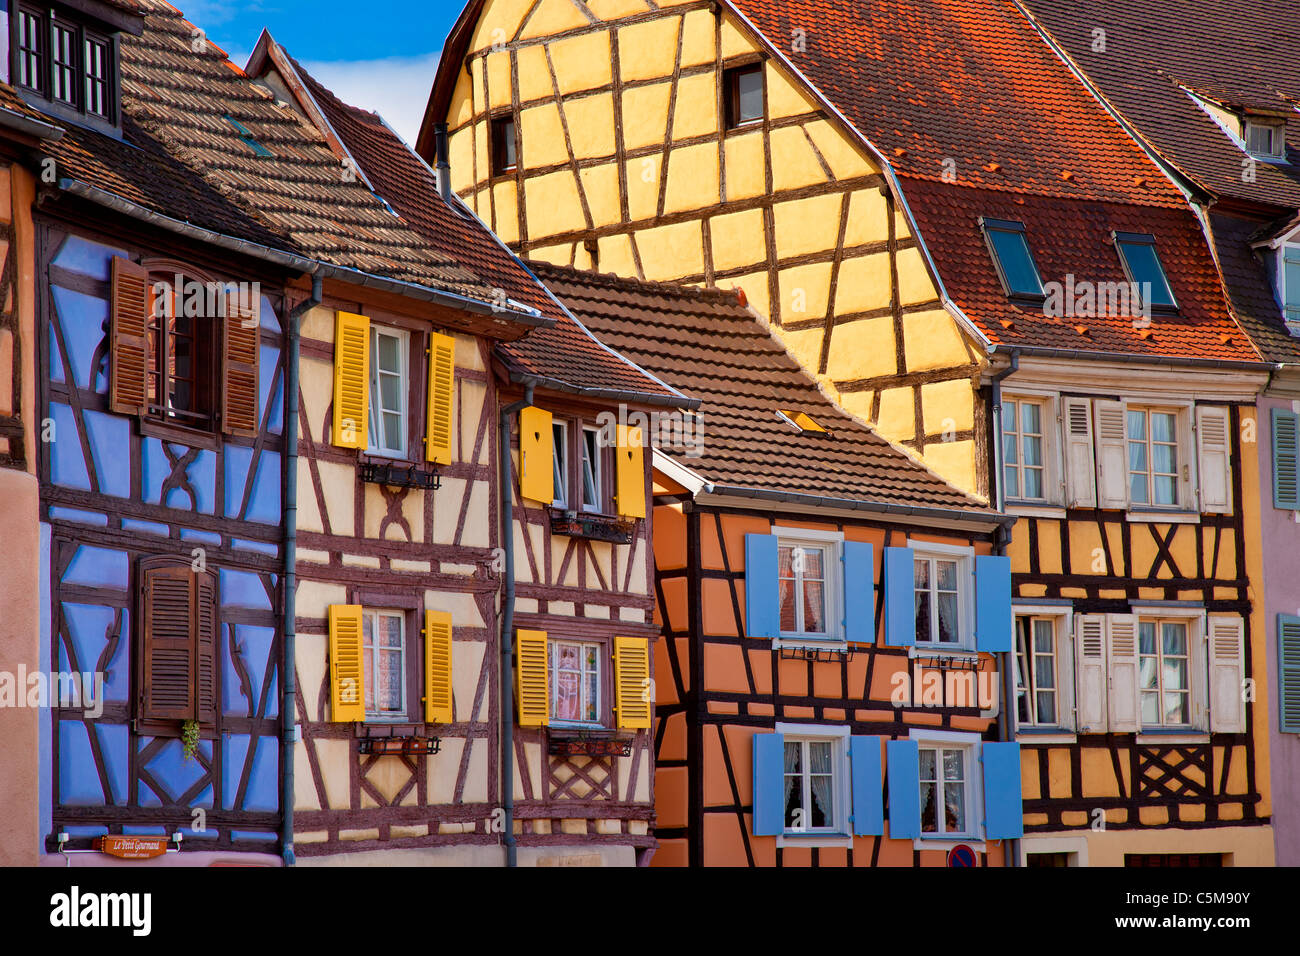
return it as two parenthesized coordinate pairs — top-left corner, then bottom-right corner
(975, 554), (1013, 653)
(883, 546), (915, 647)
(849, 736), (884, 835)
(886, 738), (920, 838)
(842, 541), (874, 644)
(1280, 614), (1300, 734)
(1273, 408), (1300, 510)
(752, 732), (785, 836)
(981, 741), (1024, 839)
(745, 533), (780, 638)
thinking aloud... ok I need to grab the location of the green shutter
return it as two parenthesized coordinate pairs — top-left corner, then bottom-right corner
(1273, 408), (1300, 510)
(1280, 614), (1300, 734)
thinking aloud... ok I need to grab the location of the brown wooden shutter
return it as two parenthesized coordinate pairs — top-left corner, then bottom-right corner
(221, 292), (260, 436)
(194, 570), (218, 730)
(141, 564), (195, 722)
(110, 256), (150, 415)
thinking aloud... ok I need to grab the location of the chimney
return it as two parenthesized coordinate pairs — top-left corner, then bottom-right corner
(434, 122), (452, 199)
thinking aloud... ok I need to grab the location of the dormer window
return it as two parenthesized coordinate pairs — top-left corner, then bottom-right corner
(980, 218), (1045, 299)
(1114, 232), (1177, 312)
(1245, 117), (1286, 160)
(9, 2), (129, 130)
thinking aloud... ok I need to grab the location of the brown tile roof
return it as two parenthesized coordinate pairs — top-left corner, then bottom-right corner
(274, 50), (686, 405)
(901, 177), (1263, 362)
(8, 0), (537, 318)
(1018, 0), (1300, 210)
(1206, 211), (1300, 365)
(531, 262), (994, 516)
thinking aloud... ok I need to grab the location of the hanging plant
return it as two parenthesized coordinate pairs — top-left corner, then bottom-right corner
(181, 719), (200, 761)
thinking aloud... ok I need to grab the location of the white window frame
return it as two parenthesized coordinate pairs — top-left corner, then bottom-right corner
(1002, 393), (1056, 504)
(366, 325), (409, 459)
(580, 425), (603, 514)
(1129, 605), (1209, 739)
(362, 608), (406, 721)
(552, 419), (569, 510)
(773, 722), (851, 849)
(1013, 604), (1075, 740)
(1102, 397), (1197, 517)
(548, 638), (603, 727)
(1126, 404), (1184, 509)
(908, 729), (985, 849)
(1137, 615), (1198, 731)
(911, 541), (975, 650)
(772, 526), (844, 646)
(1244, 117), (1286, 161)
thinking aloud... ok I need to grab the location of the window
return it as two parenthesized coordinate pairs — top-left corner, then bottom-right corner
(1127, 406), (1180, 507)
(367, 325), (409, 458)
(1114, 233), (1177, 311)
(783, 736), (839, 833)
(724, 63), (764, 129)
(491, 115), (517, 175)
(1027, 852), (1074, 867)
(981, 219), (1045, 298)
(914, 550), (967, 646)
(361, 609), (406, 719)
(551, 420), (569, 509)
(1280, 244), (1300, 332)
(778, 539), (832, 639)
(1003, 398), (1047, 500)
(11, 4), (117, 125)
(549, 640), (601, 725)
(1015, 618), (1059, 727)
(919, 745), (969, 836)
(1139, 619), (1191, 727)
(146, 272), (216, 432)
(1245, 118), (1285, 159)
(580, 425), (603, 512)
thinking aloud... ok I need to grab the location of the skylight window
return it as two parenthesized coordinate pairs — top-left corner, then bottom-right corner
(1114, 233), (1177, 311)
(980, 218), (1045, 298)
(777, 410), (827, 433)
(224, 116), (273, 158)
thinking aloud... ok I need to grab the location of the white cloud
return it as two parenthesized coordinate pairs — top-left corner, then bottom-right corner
(297, 52), (442, 146)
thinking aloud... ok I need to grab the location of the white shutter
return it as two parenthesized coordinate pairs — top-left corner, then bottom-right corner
(1094, 400), (1129, 510)
(1075, 614), (1108, 732)
(1063, 398), (1097, 508)
(1196, 406), (1232, 514)
(1106, 613), (1141, 732)
(1207, 615), (1245, 733)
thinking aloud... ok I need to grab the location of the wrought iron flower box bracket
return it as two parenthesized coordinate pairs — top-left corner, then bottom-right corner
(779, 645), (856, 664)
(359, 459), (441, 491)
(548, 509), (635, 544)
(357, 735), (442, 756)
(916, 654), (982, 672)
(547, 729), (634, 757)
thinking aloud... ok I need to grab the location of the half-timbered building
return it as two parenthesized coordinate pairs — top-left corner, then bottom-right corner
(534, 262), (1022, 867)
(426, 0), (1280, 866)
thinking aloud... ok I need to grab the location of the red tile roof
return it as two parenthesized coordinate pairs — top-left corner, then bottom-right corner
(532, 263), (995, 516)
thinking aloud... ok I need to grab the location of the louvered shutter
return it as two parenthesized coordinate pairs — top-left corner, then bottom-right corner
(615, 424), (646, 518)
(1106, 614), (1141, 732)
(518, 406), (553, 503)
(613, 636), (651, 729)
(886, 738), (921, 839)
(1279, 614), (1300, 733)
(221, 294), (260, 436)
(1063, 397), (1097, 507)
(194, 571), (217, 729)
(1273, 408), (1300, 510)
(883, 546), (915, 646)
(1196, 406), (1231, 514)
(744, 533), (780, 638)
(975, 554), (1012, 653)
(842, 541), (874, 644)
(516, 629), (549, 727)
(110, 256), (150, 415)
(425, 331), (455, 465)
(140, 565), (195, 722)
(328, 605), (366, 722)
(1207, 615), (1245, 733)
(1094, 400), (1129, 509)
(331, 311), (370, 448)
(849, 736), (884, 835)
(424, 610), (453, 724)
(752, 733), (785, 836)
(981, 741), (1024, 839)
(1075, 614), (1108, 732)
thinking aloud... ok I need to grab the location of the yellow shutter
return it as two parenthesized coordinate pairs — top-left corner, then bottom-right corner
(425, 331), (455, 464)
(613, 636), (651, 729)
(332, 311), (370, 448)
(516, 629), (549, 727)
(424, 609), (453, 724)
(328, 605), (366, 722)
(615, 424), (646, 518)
(519, 406), (554, 503)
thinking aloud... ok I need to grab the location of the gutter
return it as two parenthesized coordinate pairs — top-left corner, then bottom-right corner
(700, 483), (1014, 529)
(994, 343), (1275, 373)
(0, 104), (65, 141)
(281, 273), (323, 865)
(55, 178), (553, 330)
(502, 368), (699, 410)
(498, 383), (534, 868)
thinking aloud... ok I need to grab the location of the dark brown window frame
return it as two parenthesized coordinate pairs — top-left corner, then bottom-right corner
(10, 2), (120, 128)
(490, 112), (518, 178)
(550, 412), (615, 518)
(546, 630), (614, 729)
(722, 59), (765, 132)
(142, 260), (221, 440)
(347, 588), (430, 729)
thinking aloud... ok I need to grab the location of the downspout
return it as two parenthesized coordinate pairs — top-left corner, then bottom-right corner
(281, 273), (323, 866)
(498, 382), (534, 868)
(433, 122), (453, 199)
(989, 348), (1021, 867)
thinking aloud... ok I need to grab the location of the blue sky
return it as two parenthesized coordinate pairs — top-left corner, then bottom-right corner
(182, 1), (463, 144)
